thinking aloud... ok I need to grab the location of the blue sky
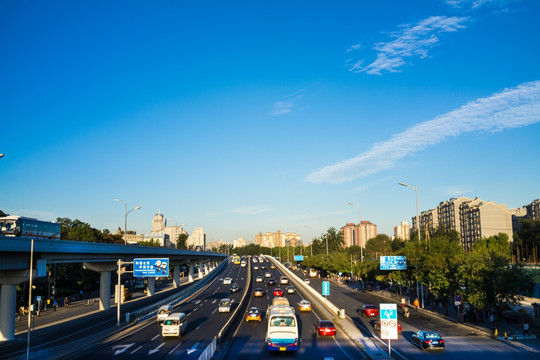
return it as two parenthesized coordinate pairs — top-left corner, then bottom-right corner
(1, 0), (539, 244)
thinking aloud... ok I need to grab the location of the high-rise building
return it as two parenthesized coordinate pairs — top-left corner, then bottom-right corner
(233, 237), (247, 248)
(340, 221), (377, 248)
(459, 199), (513, 250)
(189, 228), (206, 250)
(438, 196), (472, 232)
(394, 221), (411, 240)
(152, 213), (166, 232)
(254, 231), (301, 248)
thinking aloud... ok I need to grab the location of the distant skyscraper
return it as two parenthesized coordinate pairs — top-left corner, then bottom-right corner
(152, 213), (166, 233)
(394, 221), (411, 240)
(189, 228), (206, 250)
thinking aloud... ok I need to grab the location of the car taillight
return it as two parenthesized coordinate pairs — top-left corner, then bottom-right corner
(440, 340), (444, 344)
(293, 337), (298, 345)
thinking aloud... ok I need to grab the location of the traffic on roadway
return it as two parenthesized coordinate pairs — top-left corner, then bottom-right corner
(1, 255), (539, 360)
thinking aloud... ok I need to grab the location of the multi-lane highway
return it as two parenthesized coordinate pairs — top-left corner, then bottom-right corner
(2, 256), (539, 360)
(74, 261), (247, 359)
(223, 257), (366, 360)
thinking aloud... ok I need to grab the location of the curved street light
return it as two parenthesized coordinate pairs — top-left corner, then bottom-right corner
(347, 202), (364, 261)
(398, 182), (423, 308)
(114, 198), (142, 245)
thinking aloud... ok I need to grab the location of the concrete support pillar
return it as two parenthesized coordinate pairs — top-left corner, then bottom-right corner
(198, 263), (203, 279)
(0, 284), (17, 341)
(99, 271), (111, 310)
(146, 277), (155, 296)
(173, 265), (180, 288)
(188, 263), (194, 283)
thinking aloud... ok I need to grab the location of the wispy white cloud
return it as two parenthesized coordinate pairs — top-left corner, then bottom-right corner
(229, 206), (274, 215)
(271, 90), (304, 115)
(349, 16), (468, 75)
(305, 81), (540, 184)
(346, 43), (362, 53)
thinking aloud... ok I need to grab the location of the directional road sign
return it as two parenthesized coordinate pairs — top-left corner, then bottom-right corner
(322, 281), (330, 296)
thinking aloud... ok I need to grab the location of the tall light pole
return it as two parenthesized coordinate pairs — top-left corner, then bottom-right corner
(114, 198), (142, 245)
(398, 182), (423, 308)
(347, 202), (364, 261)
(318, 218), (328, 256)
(304, 225), (313, 257)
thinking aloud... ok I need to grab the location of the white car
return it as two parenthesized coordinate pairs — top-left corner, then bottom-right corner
(265, 272), (272, 278)
(255, 276), (263, 283)
(304, 279), (310, 284)
(223, 277), (232, 285)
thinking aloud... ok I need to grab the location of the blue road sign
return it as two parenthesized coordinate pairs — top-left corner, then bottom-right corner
(134, 258), (169, 277)
(380, 256), (407, 270)
(322, 281), (330, 296)
(380, 303), (397, 319)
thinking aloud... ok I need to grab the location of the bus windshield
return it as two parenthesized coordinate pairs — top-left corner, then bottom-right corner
(270, 316), (296, 327)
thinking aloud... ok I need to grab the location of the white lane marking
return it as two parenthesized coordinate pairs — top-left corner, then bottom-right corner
(151, 334), (160, 341)
(129, 345), (142, 354)
(212, 299), (217, 304)
(113, 343), (134, 356)
(187, 342), (200, 355)
(148, 342), (165, 355)
(168, 342), (183, 355)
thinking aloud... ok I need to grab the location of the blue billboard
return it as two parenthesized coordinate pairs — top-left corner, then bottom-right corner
(134, 258), (170, 277)
(380, 256), (407, 270)
(294, 255), (304, 262)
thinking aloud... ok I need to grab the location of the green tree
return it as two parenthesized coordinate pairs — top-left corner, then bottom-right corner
(364, 234), (392, 260)
(138, 239), (162, 247)
(176, 233), (189, 249)
(458, 233), (534, 311)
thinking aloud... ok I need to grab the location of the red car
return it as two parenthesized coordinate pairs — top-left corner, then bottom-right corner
(314, 320), (336, 336)
(273, 288), (283, 296)
(360, 304), (379, 317)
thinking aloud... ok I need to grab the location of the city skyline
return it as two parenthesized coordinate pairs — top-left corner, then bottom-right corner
(1, 1), (539, 243)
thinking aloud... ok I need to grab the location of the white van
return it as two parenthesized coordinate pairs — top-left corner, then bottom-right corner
(161, 313), (187, 338)
(157, 304), (173, 322)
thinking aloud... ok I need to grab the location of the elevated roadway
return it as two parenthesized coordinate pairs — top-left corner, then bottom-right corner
(0, 236), (227, 341)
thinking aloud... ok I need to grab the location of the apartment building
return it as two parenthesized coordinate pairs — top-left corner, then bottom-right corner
(394, 221), (411, 240)
(438, 196), (472, 232)
(341, 221), (377, 248)
(254, 231), (301, 248)
(189, 227), (206, 250)
(459, 199), (514, 250)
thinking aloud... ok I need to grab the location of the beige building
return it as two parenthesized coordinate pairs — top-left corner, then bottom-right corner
(394, 221), (411, 240)
(340, 221), (377, 248)
(189, 227), (206, 250)
(233, 237), (247, 248)
(254, 231), (301, 248)
(437, 196), (472, 232)
(459, 199), (514, 250)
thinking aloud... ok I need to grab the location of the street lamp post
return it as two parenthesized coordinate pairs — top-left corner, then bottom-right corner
(347, 202), (364, 261)
(398, 182), (424, 308)
(304, 225), (313, 257)
(114, 198), (142, 245)
(318, 218), (328, 256)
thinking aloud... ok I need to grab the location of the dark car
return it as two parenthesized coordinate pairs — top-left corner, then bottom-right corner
(230, 283), (240, 293)
(314, 320), (336, 336)
(411, 331), (445, 351)
(267, 278), (277, 286)
(360, 304), (379, 317)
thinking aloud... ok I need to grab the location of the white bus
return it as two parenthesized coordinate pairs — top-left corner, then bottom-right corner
(266, 297), (299, 352)
(309, 268), (318, 278)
